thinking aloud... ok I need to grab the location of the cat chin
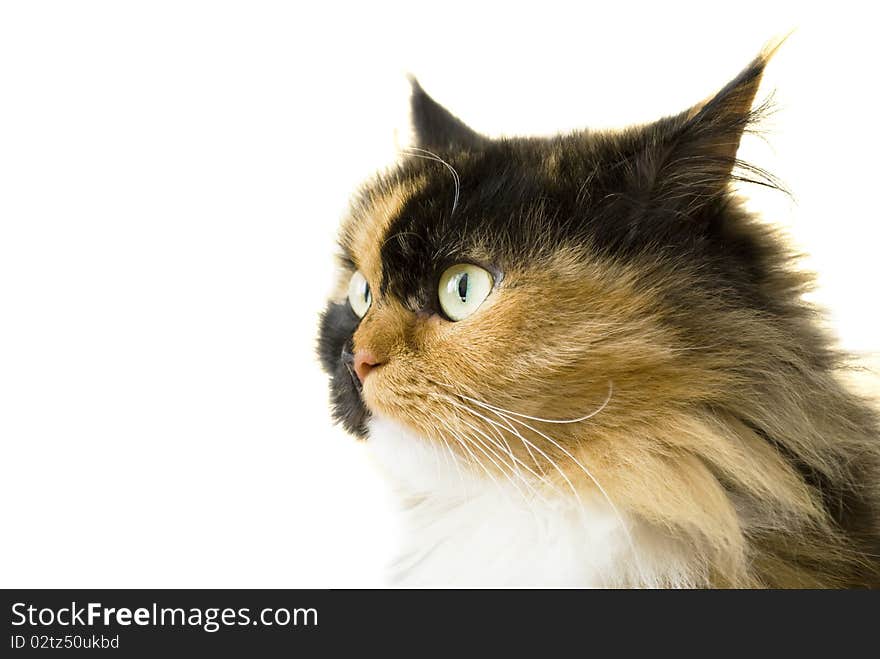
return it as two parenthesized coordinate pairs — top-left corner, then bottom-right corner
(366, 414), (701, 588)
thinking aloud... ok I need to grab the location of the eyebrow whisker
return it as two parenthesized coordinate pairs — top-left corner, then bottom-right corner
(399, 147), (461, 215)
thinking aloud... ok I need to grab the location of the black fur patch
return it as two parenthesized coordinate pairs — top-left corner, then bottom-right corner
(375, 57), (788, 320)
(318, 301), (369, 437)
(378, 134), (776, 317)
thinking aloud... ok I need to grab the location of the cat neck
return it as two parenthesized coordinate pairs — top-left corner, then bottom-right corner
(367, 416), (698, 587)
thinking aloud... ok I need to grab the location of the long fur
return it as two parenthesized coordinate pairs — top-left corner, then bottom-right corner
(318, 45), (880, 587)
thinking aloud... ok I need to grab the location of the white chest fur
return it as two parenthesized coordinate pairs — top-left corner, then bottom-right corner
(367, 416), (697, 587)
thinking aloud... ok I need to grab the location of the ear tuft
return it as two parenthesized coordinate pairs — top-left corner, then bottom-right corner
(644, 39), (790, 215)
(683, 33), (792, 162)
(408, 75), (485, 152)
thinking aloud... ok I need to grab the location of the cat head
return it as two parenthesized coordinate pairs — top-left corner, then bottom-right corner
(320, 46), (785, 439)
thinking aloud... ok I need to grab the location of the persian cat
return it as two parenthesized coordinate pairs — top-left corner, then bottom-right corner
(318, 44), (880, 587)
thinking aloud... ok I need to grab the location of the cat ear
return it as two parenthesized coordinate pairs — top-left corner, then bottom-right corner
(644, 40), (786, 214)
(408, 76), (486, 152)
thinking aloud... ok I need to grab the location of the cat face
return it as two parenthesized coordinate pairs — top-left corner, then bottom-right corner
(320, 52), (778, 446)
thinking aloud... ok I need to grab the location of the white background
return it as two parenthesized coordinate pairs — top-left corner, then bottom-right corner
(1, 2), (877, 587)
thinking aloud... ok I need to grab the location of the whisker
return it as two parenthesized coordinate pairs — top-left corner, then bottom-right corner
(443, 417), (532, 500)
(426, 380), (637, 561)
(436, 417), (504, 494)
(482, 404), (547, 476)
(455, 423), (542, 506)
(481, 410), (523, 472)
(380, 230), (426, 251)
(436, 402), (560, 520)
(455, 381), (613, 424)
(437, 394), (582, 504)
(451, 409), (553, 505)
(432, 380), (635, 554)
(434, 394), (557, 492)
(475, 403), (636, 554)
(426, 411), (466, 486)
(399, 147), (461, 214)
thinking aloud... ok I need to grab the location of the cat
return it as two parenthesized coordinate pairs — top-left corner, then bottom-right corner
(318, 43), (880, 587)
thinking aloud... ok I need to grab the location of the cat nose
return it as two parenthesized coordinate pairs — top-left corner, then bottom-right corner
(353, 349), (383, 383)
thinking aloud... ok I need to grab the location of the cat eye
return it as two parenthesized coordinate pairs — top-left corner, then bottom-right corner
(347, 270), (372, 318)
(438, 264), (494, 321)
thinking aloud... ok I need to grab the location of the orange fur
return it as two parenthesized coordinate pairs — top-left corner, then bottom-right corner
(325, 43), (880, 587)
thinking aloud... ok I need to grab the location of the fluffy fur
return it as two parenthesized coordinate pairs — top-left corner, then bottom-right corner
(318, 44), (880, 588)
(368, 416), (699, 587)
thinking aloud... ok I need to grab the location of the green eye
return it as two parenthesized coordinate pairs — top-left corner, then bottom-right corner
(347, 270), (371, 318)
(438, 264), (494, 321)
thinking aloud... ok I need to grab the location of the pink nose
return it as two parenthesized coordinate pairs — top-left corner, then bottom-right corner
(354, 349), (382, 383)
